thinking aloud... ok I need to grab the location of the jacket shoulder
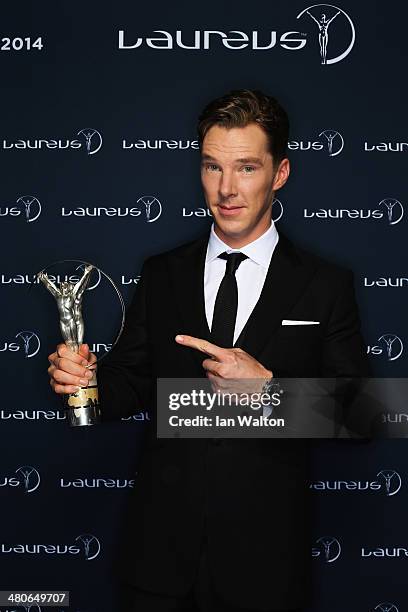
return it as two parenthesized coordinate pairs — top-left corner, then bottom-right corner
(279, 233), (353, 288)
(142, 232), (209, 269)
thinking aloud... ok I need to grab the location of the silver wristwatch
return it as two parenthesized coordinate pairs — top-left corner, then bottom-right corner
(261, 376), (284, 398)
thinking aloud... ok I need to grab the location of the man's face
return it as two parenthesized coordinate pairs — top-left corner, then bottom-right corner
(200, 123), (289, 248)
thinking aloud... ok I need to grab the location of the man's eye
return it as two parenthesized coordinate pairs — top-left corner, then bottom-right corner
(203, 162), (219, 172)
(242, 166), (255, 173)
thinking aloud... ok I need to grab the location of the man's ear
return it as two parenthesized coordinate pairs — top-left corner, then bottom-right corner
(272, 158), (290, 192)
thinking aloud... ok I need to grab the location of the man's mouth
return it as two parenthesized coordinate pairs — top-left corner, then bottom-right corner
(217, 204), (245, 216)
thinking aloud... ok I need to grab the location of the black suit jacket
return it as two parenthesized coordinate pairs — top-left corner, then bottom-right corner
(98, 229), (369, 610)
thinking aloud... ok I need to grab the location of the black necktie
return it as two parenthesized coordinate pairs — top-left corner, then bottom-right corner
(210, 251), (248, 348)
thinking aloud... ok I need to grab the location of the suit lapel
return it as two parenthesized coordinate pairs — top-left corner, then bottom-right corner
(168, 229), (213, 372)
(234, 232), (319, 360)
(169, 229), (319, 368)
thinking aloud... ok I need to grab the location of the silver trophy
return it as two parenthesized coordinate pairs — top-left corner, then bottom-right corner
(36, 260), (125, 427)
(38, 264), (100, 426)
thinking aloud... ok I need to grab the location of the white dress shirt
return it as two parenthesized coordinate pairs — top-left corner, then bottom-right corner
(204, 221), (279, 344)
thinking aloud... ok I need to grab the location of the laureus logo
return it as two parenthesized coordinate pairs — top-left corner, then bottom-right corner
(77, 129), (103, 155)
(16, 195), (42, 222)
(288, 129), (344, 156)
(374, 604), (399, 612)
(313, 536), (341, 562)
(15, 331), (41, 358)
(137, 195), (162, 222)
(15, 465), (41, 493)
(378, 334), (404, 361)
(297, 4), (356, 65)
(377, 470), (402, 496)
(379, 199), (404, 225)
(75, 534), (101, 560)
(319, 129), (344, 156)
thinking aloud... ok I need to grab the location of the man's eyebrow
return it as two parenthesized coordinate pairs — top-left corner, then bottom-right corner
(235, 157), (264, 165)
(201, 154), (264, 165)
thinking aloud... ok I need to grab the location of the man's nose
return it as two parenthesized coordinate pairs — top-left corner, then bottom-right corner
(219, 170), (237, 199)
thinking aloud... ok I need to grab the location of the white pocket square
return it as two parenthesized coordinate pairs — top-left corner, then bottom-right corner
(281, 320), (320, 326)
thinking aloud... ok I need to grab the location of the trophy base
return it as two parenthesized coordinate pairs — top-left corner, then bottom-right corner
(65, 403), (101, 427)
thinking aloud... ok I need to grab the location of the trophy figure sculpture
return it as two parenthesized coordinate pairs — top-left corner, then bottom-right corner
(38, 264), (100, 427)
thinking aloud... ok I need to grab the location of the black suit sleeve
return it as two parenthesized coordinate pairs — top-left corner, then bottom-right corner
(322, 270), (373, 439)
(322, 270), (370, 378)
(98, 259), (153, 422)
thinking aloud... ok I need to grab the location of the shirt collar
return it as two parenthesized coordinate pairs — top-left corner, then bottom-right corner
(206, 220), (279, 269)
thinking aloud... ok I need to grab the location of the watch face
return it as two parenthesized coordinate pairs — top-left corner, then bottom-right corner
(262, 380), (273, 394)
(266, 380), (282, 395)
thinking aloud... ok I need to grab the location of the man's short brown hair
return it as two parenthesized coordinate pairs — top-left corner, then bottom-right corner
(197, 89), (289, 164)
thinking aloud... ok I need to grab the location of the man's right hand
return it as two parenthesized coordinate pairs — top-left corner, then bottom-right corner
(48, 343), (97, 395)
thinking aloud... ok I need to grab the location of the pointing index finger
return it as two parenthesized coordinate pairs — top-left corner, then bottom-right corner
(175, 335), (225, 361)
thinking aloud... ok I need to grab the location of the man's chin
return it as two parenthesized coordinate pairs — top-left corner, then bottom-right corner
(214, 220), (247, 241)
(215, 217), (242, 229)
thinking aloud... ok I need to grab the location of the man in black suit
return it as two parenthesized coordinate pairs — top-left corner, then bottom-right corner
(47, 89), (369, 611)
